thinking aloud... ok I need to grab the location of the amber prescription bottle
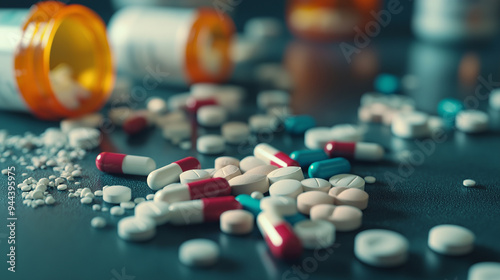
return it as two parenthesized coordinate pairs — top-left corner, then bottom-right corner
(286, 0), (380, 41)
(0, 1), (114, 120)
(108, 7), (235, 85)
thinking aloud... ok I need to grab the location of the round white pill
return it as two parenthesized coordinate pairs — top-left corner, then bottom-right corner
(197, 105), (228, 127)
(355, 229), (409, 267)
(305, 127), (334, 150)
(269, 179), (303, 199)
(120, 201), (136, 209)
(118, 216), (156, 242)
(135, 201), (170, 225)
(428, 224), (475, 256)
(329, 174), (365, 190)
(391, 111), (430, 139)
(267, 166), (304, 184)
(220, 209), (254, 235)
(229, 174), (270, 195)
(180, 169), (210, 184)
(249, 114), (278, 132)
(110, 206), (125, 216)
(468, 262), (500, 280)
(301, 178), (331, 192)
(364, 176), (376, 184)
(146, 97), (168, 114)
(490, 89), (500, 110)
(239, 156), (266, 173)
(250, 191), (264, 200)
(214, 156), (240, 170)
(260, 196), (297, 216)
(294, 220), (335, 250)
(179, 239), (220, 267)
(257, 90), (290, 109)
(463, 179), (477, 187)
(103, 185), (132, 204)
(197, 135), (225, 155)
(245, 165), (278, 176)
(456, 110), (489, 133)
(310, 204), (362, 232)
(221, 122), (250, 144)
(90, 217), (106, 229)
(213, 165), (241, 181)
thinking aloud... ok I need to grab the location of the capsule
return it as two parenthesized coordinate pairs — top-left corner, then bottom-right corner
(290, 149), (328, 168)
(123, 111), (153, 135)
(284, 115), (316, 134)
(155, 178), (231, 203)
(254, 143), (299, 168)
(308, 158), (351, 179)
(235, 194), (307, 225)
(147, 157), (201, 190)
(168, 196), (242, 225)
(257, 211), (303, 259)
(95, 152), (156, 176)
(324, 141), (384, 161)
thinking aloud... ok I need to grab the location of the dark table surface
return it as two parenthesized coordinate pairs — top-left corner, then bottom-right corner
(1, 35), (500, 280)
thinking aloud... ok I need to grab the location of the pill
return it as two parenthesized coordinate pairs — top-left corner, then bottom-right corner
(110, 206), (125, 216)
(180, 169), (211, 184)
(179, 239), (220, 267)
(463, 179), (476, 187)
(330, 124), (364, 142)
(293, 220), (335, 250)
(118, 216), (156, 241)
(92, 204), (101, 211)
(220, 209), (254, 235)
(249, 114), (278, 132)
(329, 187), (369, 210)
(250, 191), (264, 200)
(204, 168), (217, 177)
(186, 96), (218, 112)
(103, 185), (132, 204)
(235, 194), (261, 216)
(324, 141), (384, 162)
(267, 166), (304, 184)
(438, 98), (464, 122)
(428, 224), (475, 256)
(304, 127), (334, 149)
(364, 176), (376, 184)
(290, 149), (328, 168)
(301, 178), (331, 192)
(308, 158), (351, 179)
(147, 157), (201, 190)
(155, 110), (187, 127)
(285, 115), (316, 134)
(213, 165), (241, 181)
(154, 178), (231, 203)
(120, 201), (135, 209)
(90, 217), (107, 228)
(229, 174), (270, 195)
(134, 201), (170, 225)
(134, 197), (146, 204)
(329, 174), (366, 191)
(162, 122), (191, 143)
(358, 103), (388, 123)
(260, 196), (297, 216)
(221, 122), (250, 144)
(310, 204), (362, 231)
(354, 229), (409, 267)
(468, 262), (500, 280)
(146, 97), (168, 115)
(456, 110), (489, 133)
(239, 156), (267, 173)
(391, 111), (430, 138)
(96, 152), (156, 176)
(269, 179), (303, 199)
(490, 89), (500, 110)
(123, 110), (153, 135)
(197, 135), (225, 155)
(197, 105), (228, 127)
(244, 165), (278, 176)
(168, 196), (242, 225)
(257, 90), (290, 109)
(297, 191), (334, 214)
(214, 156), (240, 170)
(256, 211), (303, 259)
(146, 194), (155, 200)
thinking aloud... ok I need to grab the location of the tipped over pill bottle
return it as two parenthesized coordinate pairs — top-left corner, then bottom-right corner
(0, 1), (114, 120)
(286, 0), (380, 41)
(108, 7), (235, 85)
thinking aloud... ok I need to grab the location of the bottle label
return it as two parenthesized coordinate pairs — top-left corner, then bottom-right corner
(0, 9), (29, 112)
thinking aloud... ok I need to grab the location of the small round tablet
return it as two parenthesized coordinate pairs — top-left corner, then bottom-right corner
(329, 174), (365, 190)
(297, 191), (334, 215)
(222, 122), (250, 144)
(197, 135), (225, 155)
(197, 105), (227, 127)
(260, 196), (297, 216)
(134, 201), (170, 225)
(103, 185), (132, 204)
(213, 165), (241, 181)
(468, 262), (500, 280)
(90, 217), (106, 229)
(180, 169), (210, 184)
(463, 179), (476, 187)
(310, 204), (362, 232)
(329, 187), (369, 210)
(355, 229), (409, 267)
(249, 114), (277, 132)
(269, 179), (303, 199)
(364, 176), (376, 184)
(229, 174), (270, 195)
(428, 224), (475, 256)
(220, 209), (254, 235)
(456, 110), (489, 133)
(301, 178), (331, 192)
(239, 156), (266, 173)
(294, 220), (335, 249)
(244, 165), (278, 176)
(250, 191), (264, 200)
(118, 216), (156, 242)
(267, 166), (304, 184)
(179, 239), (220, 267)
(215, 156), (240, 170)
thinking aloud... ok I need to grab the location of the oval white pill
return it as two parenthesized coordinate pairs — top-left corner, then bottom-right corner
(468, 262), (500, 280)
(260, 196), (297, 216)
(297, 191), (334, 215)
(110, 206), (125, 216)
(180, 169), (210, 184)
(197, 105), (228, 127)
(329, 174), (365, 190)
(294, 220), (335, 250)
(91, 217), (106, 229)
(463, 179), (476, 187)
(197, 135), (225, 155)
(118, 216), (156, 242)
(267, 166), (304, 184)
(213, 165), (241, 181)
(135, 201), (170, 225)
(249, 114), (277, 132)
(250, 191), (264, 200)
(179, 239), (220, 267)
(239, 156), (266, 173)
(215, 156), (240, 169)
(229, 174), (270, 195)
(221, 122), (250, 144)
(310, 204), (362, 232)
(245, 165), (278, 176)
(103, 185), (132, 204)
(456, 110), (489, 133)
(428, 224), (475, 256)
(220, 209), (254, 235)
(269, 179), (303, 199)
(391, 111), (430, 139)
(364, 176), (376, 184)
(355, 229), (409, 267)
(301, 178), (331, 192)
(305, 127), (334, 150)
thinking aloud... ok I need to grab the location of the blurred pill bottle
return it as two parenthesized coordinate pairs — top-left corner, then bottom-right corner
(0, 1), (114, 120)
(108, 7), (234, 85)
(412, 0), (499, 43)
(286, 0), (381, 41)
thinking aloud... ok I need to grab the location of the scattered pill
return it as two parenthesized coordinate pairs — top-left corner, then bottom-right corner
(135, 201), (170, 225)
(96, 152), (156, 176)
(94, 190), (103, 196)
(146, 194), (155, 200)
(308, 158), (351, 179)
(330, 124), (364, 142)
(250, 191), (264, 200)
(179, 239), (220, 267)
(290, 149), (328, 168)
(214, 156), (240, 170)
(329, 174), (366, 191)
(146, 97), (168, 115)
(239, 156), (267, 173)
(269, 179), (303, 199)
(168, 196), (242, 225)
(324, 141), (384, 162)
(197, 105), (228, 127)
(310, 204), (362, 232)
(103, 185), (132, 204)
(118, 216), (156, 241)
(197, 135), (225, 155)
(120, 201), (136, 209)
(90, 217), (107, 229)
(329, 187), (369, 210)
(213, 165), (241, 181)
(428, 224), (475, 256)
(229, 174), (270, 195)
(391, 111), (430, 138)
(267, 166), (304, 184)
(463, 179), (476, 187)
(456, 110), (489, 133)
(244, 164), (278, 176)
(92, 204), (101, 211)
(260, 196), (297, 216)
(180, 169), (211, 184)
(249, 114), (278, 132)
(364, 176), (376, 184)
(235, 194), (262, 216)
(468, 262), (500, 280)
(147, 157), (201, 190)
(45, 196), (56, 205)
(297, 191), (334, 215)
(254, 143), (299, 168)
(123, 111), (153, 135)
(294, 220), (335, 250)
(355, 229), (409, 267)
(81, 197), (93, 204)
(134, 197), (146, 204)
(285, 115), (316, 134)
(490, 89), (500, 110)
(110, 206), (125, 216)
(301, 178), (331, 192)
(221, 122), (250, 144)
(154, 178), (231, 203)
(220, 209), (254, 235)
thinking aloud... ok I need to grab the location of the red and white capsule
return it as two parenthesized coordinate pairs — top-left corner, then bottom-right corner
(254, 143), (300, 168)
(95, 152), (156, 176)
(324, 141), (385, 161)
(122, 110), (154, 135)
(168, 196), (242, 225)
(147, 157), (201, 190)
(257, 211), (303, 259)
(154, 178), (231, 203)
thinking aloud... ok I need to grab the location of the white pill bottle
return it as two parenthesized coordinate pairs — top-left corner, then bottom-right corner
(108, 7), (235, 85)
(412, 0), (499, 43)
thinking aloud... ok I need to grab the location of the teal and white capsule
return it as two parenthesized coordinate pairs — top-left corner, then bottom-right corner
(285, 115), (316, 134)
(290, 149), (328, 168)
(235, 194), (308, 225)
(308, 158), (351, 179)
